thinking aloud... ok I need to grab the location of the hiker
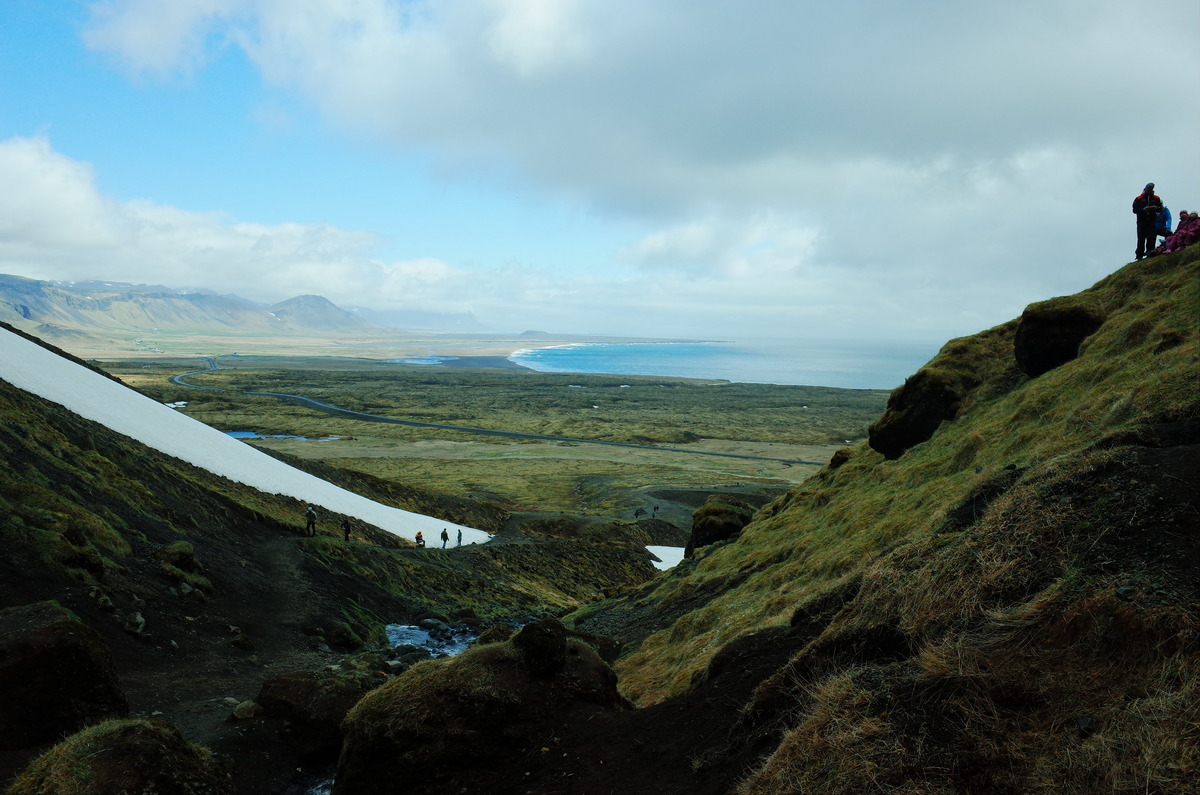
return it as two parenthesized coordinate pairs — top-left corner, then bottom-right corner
(1156, 205), (1173, 244)
(341, 517), (352, 542)
(1159, 211), (1200, 254)
(1133, 182), (1164, 260)
(304, 505), (317, 536)
(440, 528), (449, 548)
(415, 531), (425, 548)
(456, 528), (463, 547)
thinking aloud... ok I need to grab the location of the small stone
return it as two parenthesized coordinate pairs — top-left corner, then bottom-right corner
(1115, 586), (1136, 601)
(232, 700), (261, 720)
(123, 611), (146, 636)
(179, 582), (194, 596)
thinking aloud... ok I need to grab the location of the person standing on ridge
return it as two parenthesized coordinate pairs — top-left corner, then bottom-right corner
(304, 504), (317, 536)
(457, 528), (463, 547)
(1133, 182), (1164, 260)
(341, 517), (352, 543)
(440, 528), (450, 548)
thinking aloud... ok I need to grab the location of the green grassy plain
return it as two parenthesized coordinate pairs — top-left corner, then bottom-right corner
(104, 357), (889, 521)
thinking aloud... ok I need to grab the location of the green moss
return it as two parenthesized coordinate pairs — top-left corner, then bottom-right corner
(604, 248), (1200, 706)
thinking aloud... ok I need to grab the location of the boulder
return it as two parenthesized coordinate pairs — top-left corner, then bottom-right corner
(867, 368), (965, 460)
(0, 601), (128, 749)
(685, 496), (756, 557)
(336, 617), (630, 794)
(7, 718), (231, 795)
(512, 617), (567, 675)
(475, 623), (514, 645)
(1013, 300), (1104, 378)
(256, 669), (384, 762)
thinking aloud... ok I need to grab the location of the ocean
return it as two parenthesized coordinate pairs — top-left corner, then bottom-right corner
(508, 338), (940, 390)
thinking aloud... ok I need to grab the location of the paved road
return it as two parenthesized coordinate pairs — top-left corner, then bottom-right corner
(170, 363), (826, 466)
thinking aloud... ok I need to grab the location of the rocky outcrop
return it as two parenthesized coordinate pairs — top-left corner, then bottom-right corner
(0, 601), (128, 749)
(1013, 298), (1105, 377)
(7, 718), (231, 795)
(685, 496), (756, 557)
(255, 668), (385, 762)
(335, 618), (630, 794)
(867, 368), (967, 460)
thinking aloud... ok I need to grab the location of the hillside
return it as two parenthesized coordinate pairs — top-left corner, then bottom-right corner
(559, 246), (1199, 793)
(0, 329), (657, 792)
(1, 245), (1196, 794)
(267, 295), (373, 330)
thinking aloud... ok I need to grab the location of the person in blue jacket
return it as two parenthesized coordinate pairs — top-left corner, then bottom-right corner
(1132, 183), (1163, 260)
(1156, 205), (1173, 244)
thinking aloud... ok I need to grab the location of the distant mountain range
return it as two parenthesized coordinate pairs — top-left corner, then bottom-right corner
(0, 274), (483, 336)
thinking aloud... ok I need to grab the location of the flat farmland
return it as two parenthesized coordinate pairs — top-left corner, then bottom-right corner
(105, 357), (890, 523)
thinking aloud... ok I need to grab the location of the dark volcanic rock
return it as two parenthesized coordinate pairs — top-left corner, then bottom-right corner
(0, 601), (129, 749)
(256, 669), (385, 762)
(335, 618), (630, 794)
(1013, 301), (1104, 377)
(868, 368), (965, 459)
(512, 617), (568, 674)
(7, 718), (231, 795)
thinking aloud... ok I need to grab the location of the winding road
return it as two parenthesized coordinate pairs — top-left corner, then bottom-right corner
(171, 360), (826, 466)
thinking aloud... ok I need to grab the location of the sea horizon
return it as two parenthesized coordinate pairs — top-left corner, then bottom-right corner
(507, 337), (940, 391)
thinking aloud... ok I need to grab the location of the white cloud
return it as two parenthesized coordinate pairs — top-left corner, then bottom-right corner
(14, 1), (1198, 342)
(83, 0), (246, 77)
(483, 0), (596, 79)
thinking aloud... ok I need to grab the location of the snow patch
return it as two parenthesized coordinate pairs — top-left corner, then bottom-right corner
(646, 545), (685, 570)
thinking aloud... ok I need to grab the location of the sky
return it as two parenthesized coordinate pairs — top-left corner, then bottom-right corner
(1, 0), (1197, 343)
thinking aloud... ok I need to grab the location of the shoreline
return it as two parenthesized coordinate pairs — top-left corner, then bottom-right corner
(433, 355), (532, 371)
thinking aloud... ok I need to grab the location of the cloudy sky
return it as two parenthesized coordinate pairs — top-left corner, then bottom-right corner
(2, 0), (1197, 342)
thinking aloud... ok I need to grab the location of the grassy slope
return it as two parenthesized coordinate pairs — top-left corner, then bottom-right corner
(0, 349), (654, 628)
(572, 248), (1199, 793)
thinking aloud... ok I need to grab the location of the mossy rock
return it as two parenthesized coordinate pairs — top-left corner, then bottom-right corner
(158, 540), (201, 573)
(336, 618), (629, 794)
(1013, 298), (1105, 377)
(0, 601), (128, 749)
(685, 496), (756, 557)
(7, 718), (231, 795)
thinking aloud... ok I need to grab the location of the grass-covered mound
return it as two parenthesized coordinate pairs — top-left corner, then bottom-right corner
(7, 718), (230, 795)
(571, 247), (1198, 793)
(336, 618), (629, 794)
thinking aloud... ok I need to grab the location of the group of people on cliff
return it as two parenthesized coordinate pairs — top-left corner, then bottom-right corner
(1133, 182), (1199, 260)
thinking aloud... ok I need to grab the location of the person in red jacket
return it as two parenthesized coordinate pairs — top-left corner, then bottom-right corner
(1132, 182), (1164, 260)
